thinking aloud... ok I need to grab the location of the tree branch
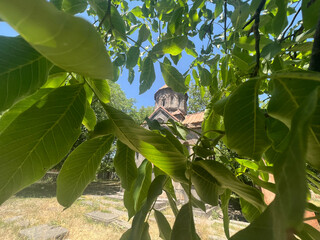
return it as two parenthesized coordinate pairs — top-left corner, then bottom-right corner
(250, 0), (266, 77)
(280, 7), (301, 42)
(309, 16), (320, 72)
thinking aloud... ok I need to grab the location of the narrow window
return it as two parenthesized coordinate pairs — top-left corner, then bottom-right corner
(162, 99), (165, 106)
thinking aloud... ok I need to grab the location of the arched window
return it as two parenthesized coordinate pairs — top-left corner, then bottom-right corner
(162, 99), (165, 106)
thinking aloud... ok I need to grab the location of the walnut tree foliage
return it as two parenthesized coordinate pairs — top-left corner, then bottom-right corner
(0, 0), (320, 239)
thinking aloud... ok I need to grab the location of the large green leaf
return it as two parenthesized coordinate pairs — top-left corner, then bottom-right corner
(240, 198), (260, 223)
(195, 160), (266, 212)
(220, 189), (231, 239)
(273, 89), (318, 229)
(126, 46), (140, 69)
(160, 63), (188, 93)
(0, 36), (52, 112)
(0, 0), (113, 79)
(102, 104), (188, 182)
(57, 135), (114, 208)
(129, 175), (167, 240)
(298, 223), (320, 240)
(0, 84), (86, 204)
(137, 24), (150, 44)
(267, 73), (320, 168)
(202, 93), (223, 140)
(230, 201), (286, 240)
(85, 78), (110, 104)
(224, 79), (271, 160)
(139, 57), (156, 94)
(133, 159), (152, 212)
(0, 89), (53, 134)
(154, 209), (172, 240)
(170, 202), (199, 240)
(62, 0), (87, 14)
(114, 140), (138, 191)
(151, 36), (188, 56)
(272, 0), (287, 36)
(302, 0), (320, 30)
(189, 163), (220, 206)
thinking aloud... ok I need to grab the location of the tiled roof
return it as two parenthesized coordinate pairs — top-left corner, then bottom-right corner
(182, 112), (204, 125)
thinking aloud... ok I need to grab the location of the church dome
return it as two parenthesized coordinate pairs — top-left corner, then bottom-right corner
(154, 85), (188, 115)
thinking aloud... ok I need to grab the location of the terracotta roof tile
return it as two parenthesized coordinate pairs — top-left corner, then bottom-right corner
(182, 112), (204, 125)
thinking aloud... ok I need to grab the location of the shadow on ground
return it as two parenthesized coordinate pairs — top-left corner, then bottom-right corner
(15, 180), (121, 198)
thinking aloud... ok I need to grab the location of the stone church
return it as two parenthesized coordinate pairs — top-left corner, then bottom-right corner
(136, 84), (204, 166)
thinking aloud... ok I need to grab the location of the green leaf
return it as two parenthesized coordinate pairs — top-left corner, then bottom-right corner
(298, 223), (320, 240)
(181, 183), (206, 212)
(0, 36), (52, 112)
(151, 36), (188, 56)
(272, 0), (288, 36)
(224, 79), (271, 160)
(133, 159), (152, 212)
(128, 69), (135, 84)
(235, 158), (259, 171)
(260, 42), (282, 61)
(267, 73), (320, 169)
(197, 65), (212, 87)
(141, 222), (151, 240)
(129, 175), (167, 240)
(124, 186), (136, 219)
(166, 190), (179, 216)
(230, 201), (286, 240)
(189, 163), (220, 206)
(240, 198), (260, 223)
(0, 89), (53, 134)
(0, 84), (86, 204)
(110, 5), (127, 41)
(160, 63), (188, 93)
(202, 93), (223, 140)
(102, 104), (187, 183)
(273, 89), (318, 228)
(114, 140), (138, 191)
(139, 57), (156, 94)
(85, 79), (110, 104)
(82, 101), (97, 131)
(266, 117), (290, 152)
(137, 24), (150, 44)
(195, 160), (266, 212)
(170, 202), (199, 240)
(154, 209), (172, 240)
(302, 0), (320, 30)
(214, 0), (223, 18)
(62, 0), (87, 14)
(220, 189), (231, 239)
(0, 0), (113, 79)
(168, 7), (184, 35)
(126, 46), (140, 69)
(57, 135), (114, 207)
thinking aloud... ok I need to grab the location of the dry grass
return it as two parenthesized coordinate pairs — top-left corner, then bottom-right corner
(0, 181), (248, 239)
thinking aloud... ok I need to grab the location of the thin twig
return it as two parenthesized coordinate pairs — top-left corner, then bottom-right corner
(309, 16), (320, 72)
(280, 7), (301, 42)
(97, 0), (111, 30)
